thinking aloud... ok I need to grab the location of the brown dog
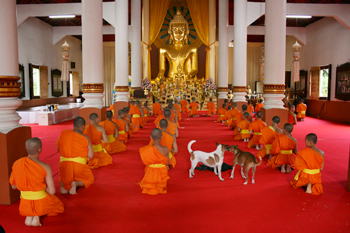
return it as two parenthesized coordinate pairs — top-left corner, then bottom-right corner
(228, 145), (262, 185)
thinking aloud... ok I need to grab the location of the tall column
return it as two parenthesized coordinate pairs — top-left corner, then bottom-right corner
(208, 0), (216, 81)
(217, 0), (229, 106)
(232, 0), (247, 103)
(142, 0), (150, 79)
(263, 0), (286, 109)
(0, 1), (32, 205)
(131, 0), (142, 91)
(114, 0), (130, 109)
(81, 0), (104, 108)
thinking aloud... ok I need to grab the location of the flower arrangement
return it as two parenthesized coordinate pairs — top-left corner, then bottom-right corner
(141, 77), (151, 90)
(204, 78), (217, 95)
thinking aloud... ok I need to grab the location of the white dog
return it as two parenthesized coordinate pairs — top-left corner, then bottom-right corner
(188, 140), (229, 181)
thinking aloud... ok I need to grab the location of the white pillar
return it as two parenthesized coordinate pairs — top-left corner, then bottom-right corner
(131, 0), (142, 90)
(142, 0), (150, 79)
(208, 0), (216, 81)
(232, 0), (247, 102)
(218, 0), (229, 100)
(82, 0), (104, 108)
(263, 0), (286, 109)
(115, 0), (129, 102)
(0, 1), (22, 133)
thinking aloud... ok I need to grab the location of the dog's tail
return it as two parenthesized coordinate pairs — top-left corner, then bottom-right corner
(187, 140), (196, 153)
(255, 156), (263, 166)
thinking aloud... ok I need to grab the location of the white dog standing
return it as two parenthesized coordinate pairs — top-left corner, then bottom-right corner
(188, 140), (229, 181)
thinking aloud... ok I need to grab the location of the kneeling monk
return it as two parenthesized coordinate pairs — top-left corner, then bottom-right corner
(10, 138), (64, 227)
(84, 113), (113, 169)
(139, 128), (170, 195)
(99, 110), (127, 154)
(113, 110), (129, 144)
(57, 117), (94, 195)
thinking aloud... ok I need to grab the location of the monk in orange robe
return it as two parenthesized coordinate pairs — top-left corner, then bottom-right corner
(256, 116), (283, 159)
(164, 108), (178, 137)
(83, 113), (113, 169)
(139, 128), (170, 195)
(247, 100), (254, 115)
(288, 105), (297, 132)
(247, 111), (267, 150)
(224, 105), (233, 126)
(174, 99), (182, 121)
(188, 98), (198, 117)
(283, 98), (290, 111)
(10, 138), (64, 226)
(217, 104), (227, 122)
(109, 104), (115, 117)
(57, 117), (94, 195)
(130, 100), (144, 131)
(267, 123), (297, 173)
(180, 97), (189, 113)
(113, 109), (129, 144)
(229, 102), (241, 129)
(255, 99), (264, 113)
(153, 99), (162, 116)
(168, 102), (180, 127)
(291, 133), (324, 195)
(150, 119), (178, 168)
(99, 111), (127, 154)
(124, 107), (137, 135)
(296, 98), (307, 121)
(206, 98), (216, 116)
(143, 102), (150, 123)
(233, 112), (251, 142)
(222, 99), (229, 110)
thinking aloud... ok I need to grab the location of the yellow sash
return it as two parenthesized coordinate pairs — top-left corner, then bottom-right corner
(266, 144), (272, 154)
(169, 151), (173, 159)
(107, 134), (116, 143)
(220, 115), (225, 117)
(60, 156), (86, 165)
(144, 114), (148, 117)
(269, 126), (275, 131)
(254, 132), (262, 135)
(280, 150), (293, 154)
(21, 190), (47, 200)
(92, 144), (107, 153)
(241, 129), (250, 134)
(119, 130), (126, 134)
(232, 117), (236, 120)
(149, 164), (166, 168)
(294, 169), (320, 180)
(301, 111), (306, 114)
(133, 114), (141, 118)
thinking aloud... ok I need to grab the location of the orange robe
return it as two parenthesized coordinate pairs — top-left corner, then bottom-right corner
(125, 116), (136, 135)
(99, 121), (127, 154)
(188, 102), (198, 116)
(180, 99), (189, 113)
(174, 104), (182, 120)
(57, 130), (94, 191)
(217, 108), (226, 122)
(256, 126), (280, 159)
(255, 103), (264, 113)
(234, 120), (251, 140)
(109, 104), (115, 117)
(267, 134), (296, 169)
(288, 112), (296, 132)
(9, 157), (64, 217)
(143, 108), (149, 123)
(138, 145), (170, 195)
(247, 119), (266, 148)
(167, 120), (177, 136)
(149, 132), (176, 168)
(229, 109), (241, 129)
(207, 102), (216, 116)
(296, 103), (307, 119)
(290, 148), (324, 195)
(154, 114), (165, 127)
(247, 105), (254, 114)
(113, 119), (128, 144)
(224, 110), (233, 126)
(153, 103), (162, 116)
(129, 106), (143, 131)
(83, 124), (113, 169)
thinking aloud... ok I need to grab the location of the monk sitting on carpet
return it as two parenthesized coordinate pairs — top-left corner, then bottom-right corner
(291, 133), (324, 195)
(224, 105), (233, 126)
(188, 98), (198, 117)
(288, 105), (297, 130)
(113, 110), (129, 144)
(206, 98), (216, 116)
(153, 99), (162, 116)
(255, 99), (264, 113)
(222, 99), (228, 109)
(124, 107), (137, 135)
(217, 104), (227, 123)
(139, 128), (170, 195)
(267, 123), (298, 173)
(228, 102), (240, 129)
(234, 112), (251, 142)
(180, 96), (189, 113)
(57, 117), (94, 195)
(84, 113), (113, 169)
(174, 98), (182, 121)
(10, 138), (64, 226)
(143, 102), (150, 123)
(296, 98), (307, 121)
(247, 100), (254, 115)
(247, 111), (266, 150)
(130, 100), (144, 131)
(150, 119), (178, 168)
(256, 116), (283, 159)
(99, 111), (127, 154)
(164, 108), (179, 138)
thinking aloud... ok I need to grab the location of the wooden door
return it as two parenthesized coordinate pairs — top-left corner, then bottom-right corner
(310, 67), (320, 100)
(72, 71), (80, 97)
(39, 66), (48, 98)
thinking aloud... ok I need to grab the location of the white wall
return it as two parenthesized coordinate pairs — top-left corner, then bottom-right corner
(303, 17), (350, 101)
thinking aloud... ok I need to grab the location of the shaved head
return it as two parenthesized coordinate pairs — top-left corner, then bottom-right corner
(227, 105), (232, 110)
(26, 137), (42, 155)
(256, 111), (263, 118)
(118, 110), (125, 116)
(106, 110), (113, 118)
(164, 109), (171, 118)
(272, 116), (280, 124)
(233, 102), (238, 107)
(135, 100), (140, 106)
(74, 117), (85, 128)
(89, 113), (98, 120)
(151, 128), (162, 140)
(242, 104), (247, 111)
(306, 133), (317, 144)
(159, 119), (168, 129)
(283, 123), (294, 133)
(243, 112), (249, 119)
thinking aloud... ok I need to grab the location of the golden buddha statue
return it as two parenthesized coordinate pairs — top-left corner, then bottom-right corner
(157, 9), (198, 82)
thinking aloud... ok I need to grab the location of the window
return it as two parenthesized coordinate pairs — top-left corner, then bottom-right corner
(319, 65), (332, 100)
(33, 67), (40, 96)
(69, 72), (73, 96)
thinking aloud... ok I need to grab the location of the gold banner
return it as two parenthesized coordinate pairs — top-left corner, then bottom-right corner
(263, 84), (285, 94)
(82, 83), (104, 93)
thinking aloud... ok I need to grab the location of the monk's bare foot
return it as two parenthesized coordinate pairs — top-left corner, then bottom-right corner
(60, 182), (68, 194)
(69, 181), (77, 195)
(305, 183), (312, 194)
(31, 216), (41, 227)
(25, 216), (33, 226)
(286, 164), (292, 173)
(281, 165), (286, 173)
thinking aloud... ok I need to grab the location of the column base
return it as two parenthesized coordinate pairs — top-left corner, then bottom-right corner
(232, 91), (247, 110)
(217, 90), (228, 110)
(82, 93), (104, 109)
(79, 107), (107, 125)
(0, 126), (32, 204)
(0, 98), (23, 134)
(260, 107), (288, 128)
(263, 93), (285, 109)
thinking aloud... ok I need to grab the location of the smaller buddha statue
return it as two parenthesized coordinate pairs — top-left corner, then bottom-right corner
(228, 90), (234, 101)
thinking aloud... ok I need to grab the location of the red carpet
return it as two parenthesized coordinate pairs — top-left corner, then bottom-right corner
(1, 113), (350, 232)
